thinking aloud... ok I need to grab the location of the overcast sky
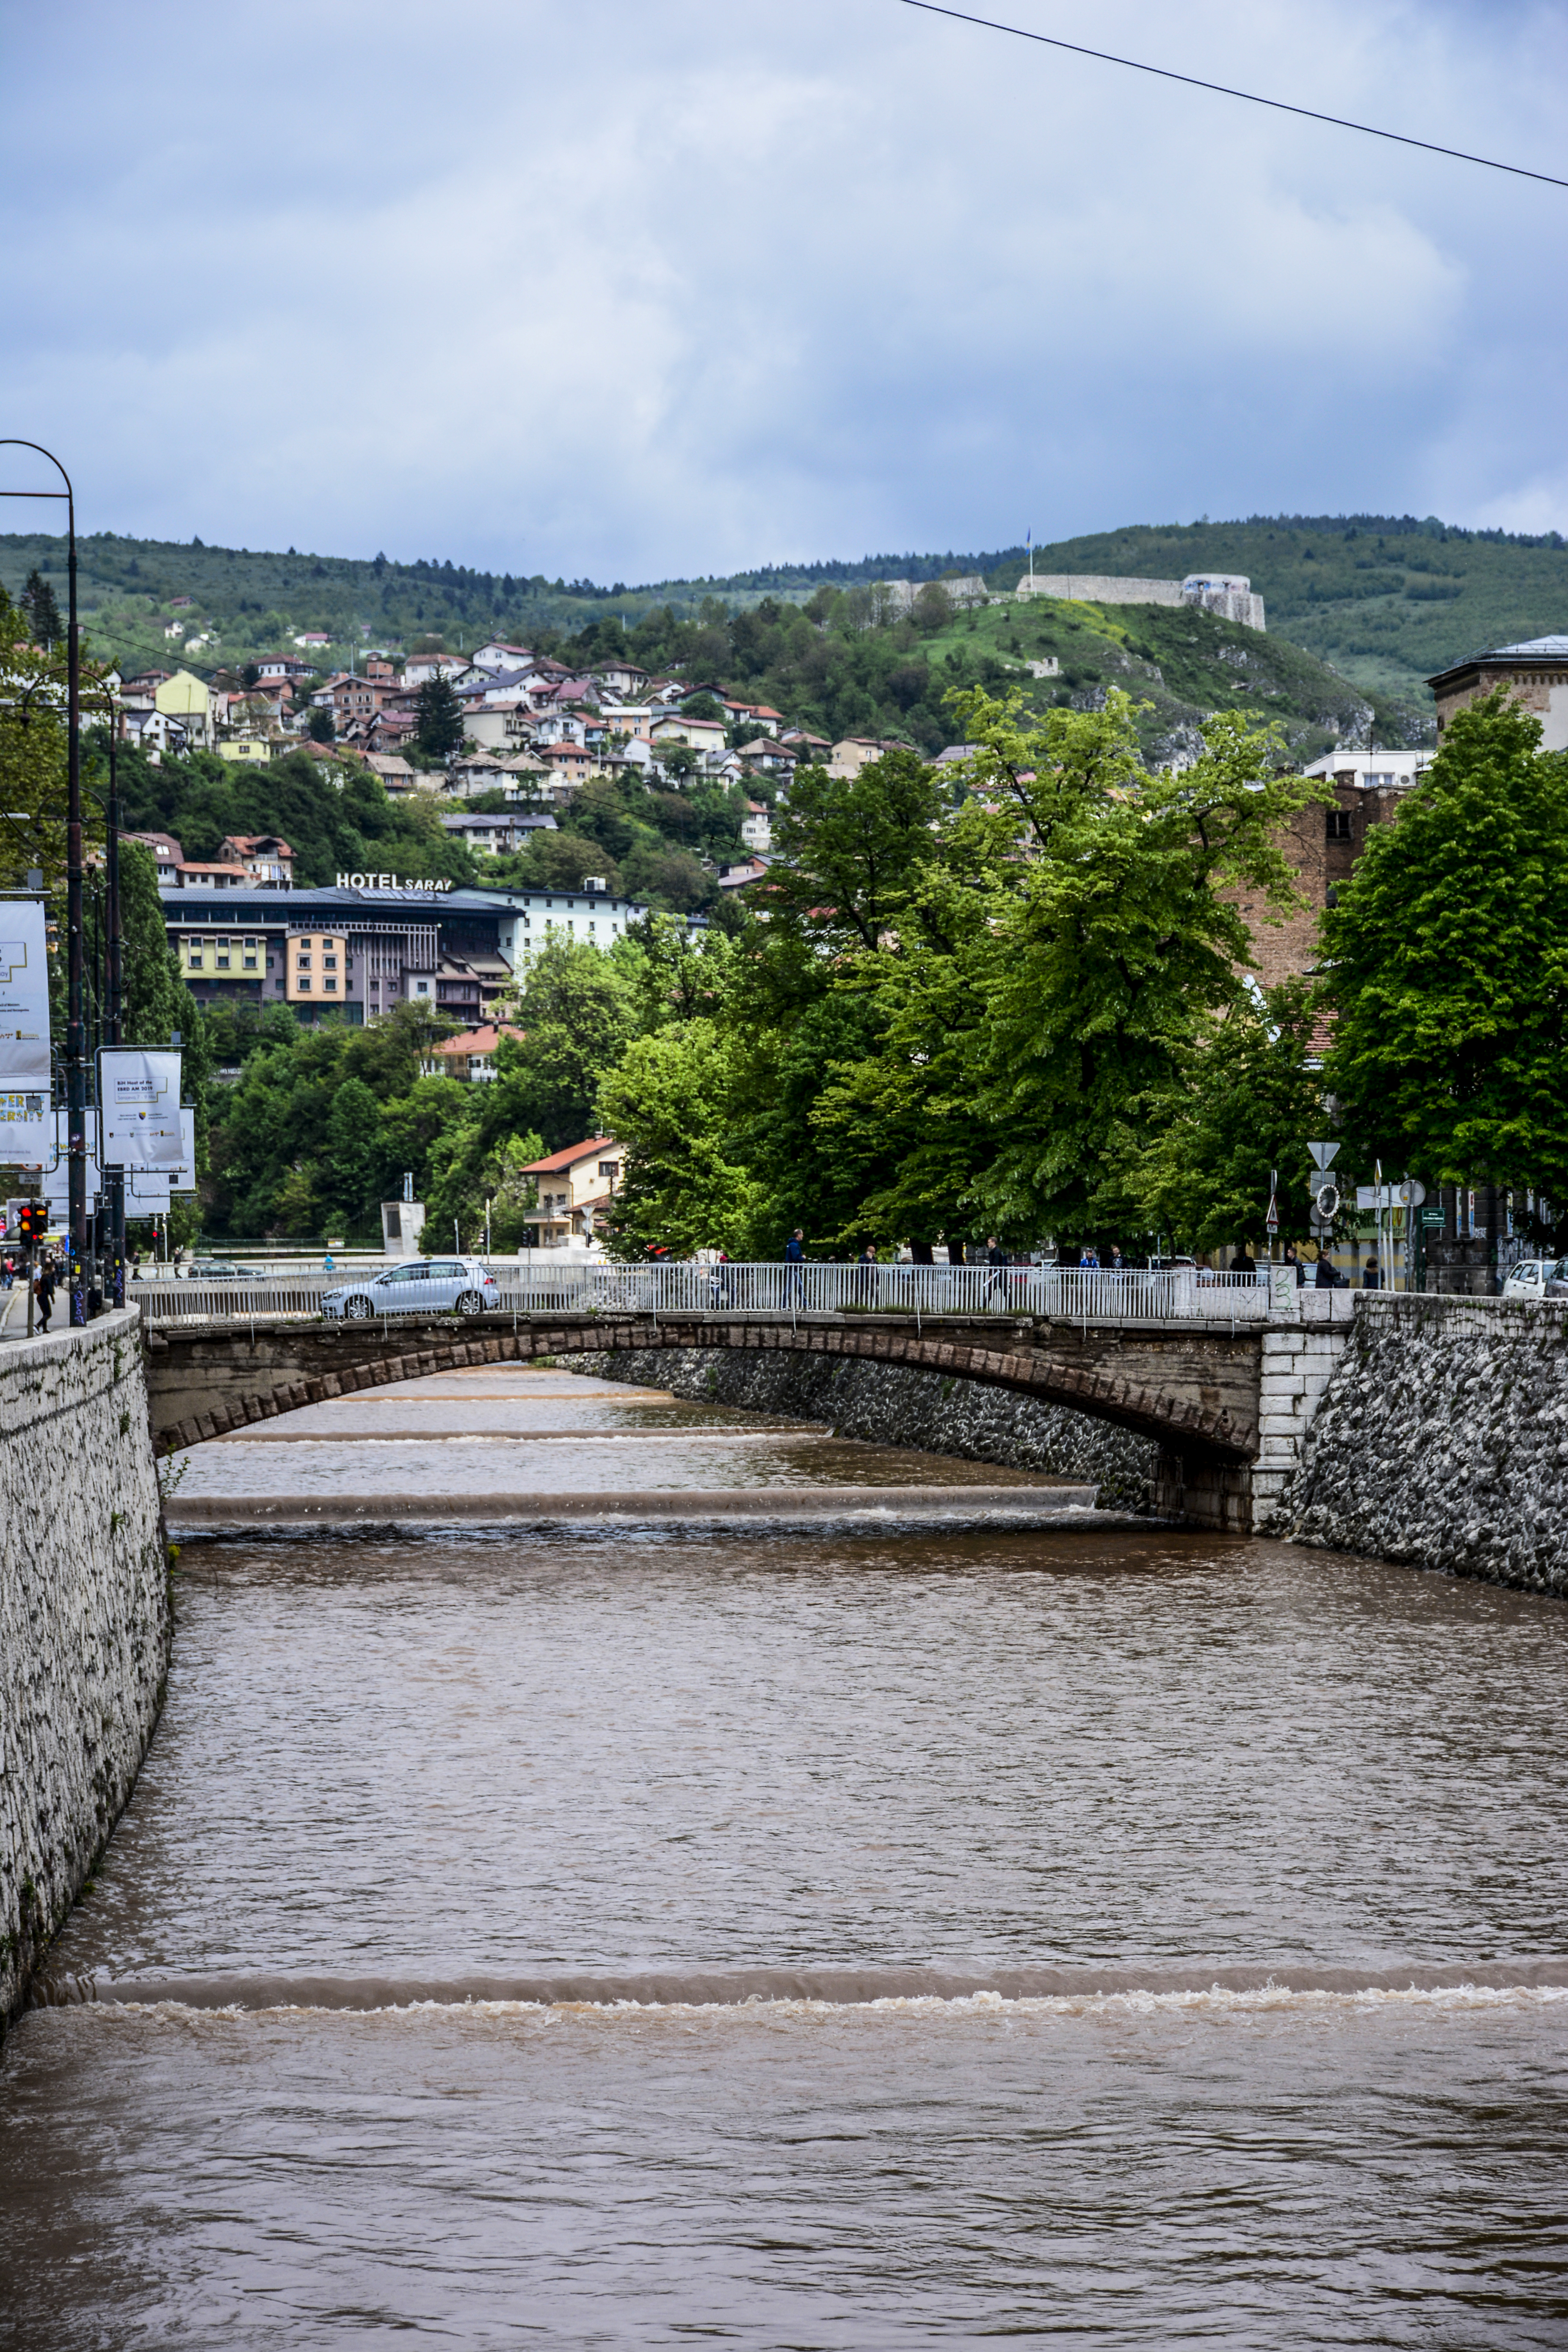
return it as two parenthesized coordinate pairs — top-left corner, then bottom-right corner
(4, 0), (1565, 580)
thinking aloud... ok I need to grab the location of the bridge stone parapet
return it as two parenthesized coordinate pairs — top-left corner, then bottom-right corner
(143, 1311), (1265, 1466)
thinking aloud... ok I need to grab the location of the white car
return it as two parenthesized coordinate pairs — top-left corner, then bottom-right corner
(321, 1256), (500, 1320)
(1502, 1258), (1565, 1301)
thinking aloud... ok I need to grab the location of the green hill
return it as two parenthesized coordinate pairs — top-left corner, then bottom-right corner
(4, 508), (1564, 741)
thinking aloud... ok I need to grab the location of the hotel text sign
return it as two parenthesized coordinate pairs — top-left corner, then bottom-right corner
(335, 873), (455, 894)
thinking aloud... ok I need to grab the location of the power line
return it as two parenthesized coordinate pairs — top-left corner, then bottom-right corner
(895, 0), (1568, 190)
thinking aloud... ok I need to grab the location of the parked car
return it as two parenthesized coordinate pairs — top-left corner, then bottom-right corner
(187, 1258), (267, 1280)
(1502, 1258), (1566, 1300)
(320, 1256), (500, 1320)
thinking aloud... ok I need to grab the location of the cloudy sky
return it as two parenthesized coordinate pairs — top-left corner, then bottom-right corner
(4, 0), (1565, 579)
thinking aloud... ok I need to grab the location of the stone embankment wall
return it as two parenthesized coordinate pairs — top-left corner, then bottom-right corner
(1, 1311), (168, 2032)
(1289, 1296), (1568, 1597)
(574, 1348), (1155, 1509)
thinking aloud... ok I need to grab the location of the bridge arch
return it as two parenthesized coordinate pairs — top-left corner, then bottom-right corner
(145, 1312), (1259, 1461)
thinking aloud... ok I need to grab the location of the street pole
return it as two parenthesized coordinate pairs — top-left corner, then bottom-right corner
(0, 441), (85, 1318)
(105, 722), (124, 1307)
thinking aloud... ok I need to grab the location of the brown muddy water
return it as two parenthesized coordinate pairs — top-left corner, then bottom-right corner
(3, 1368), (1567, 2348)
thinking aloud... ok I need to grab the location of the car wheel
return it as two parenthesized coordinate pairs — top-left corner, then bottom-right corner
(345, 1295), (373, 1320)
(456, 1289), (484, 1316)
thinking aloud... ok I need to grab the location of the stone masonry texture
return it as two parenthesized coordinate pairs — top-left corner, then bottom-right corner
(573, 1347), (1156, 1509)
(1289, 1295), (1568, 1597)
(1, 1311), (168, 2032)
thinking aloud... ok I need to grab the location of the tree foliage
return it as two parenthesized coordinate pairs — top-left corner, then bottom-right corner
(1322, 690), (1568, 1237)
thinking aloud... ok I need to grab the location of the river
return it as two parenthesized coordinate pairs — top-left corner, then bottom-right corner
(3, 1364), (1566, 2347)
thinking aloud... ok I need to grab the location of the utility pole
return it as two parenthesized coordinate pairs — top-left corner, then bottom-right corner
(104, 717), (124, 1307)
(0, 442), (86, 1321)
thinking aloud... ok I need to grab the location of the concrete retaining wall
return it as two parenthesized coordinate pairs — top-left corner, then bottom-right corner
(1, 1312), (168, 2033)
(1289, 1295), (1568, 1596)
(573, 1347), (1156, 1509)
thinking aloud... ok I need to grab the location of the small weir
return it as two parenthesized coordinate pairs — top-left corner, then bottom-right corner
(5, 1362), (1568, 2346)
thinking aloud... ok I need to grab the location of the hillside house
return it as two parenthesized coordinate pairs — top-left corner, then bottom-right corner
(519, 1136), (626, 1248)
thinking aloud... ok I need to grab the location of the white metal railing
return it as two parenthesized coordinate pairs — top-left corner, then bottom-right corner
(137, 1261), (1287, 1325)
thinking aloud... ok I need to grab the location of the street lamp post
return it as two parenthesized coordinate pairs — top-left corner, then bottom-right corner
(0, 441), (86, 1322)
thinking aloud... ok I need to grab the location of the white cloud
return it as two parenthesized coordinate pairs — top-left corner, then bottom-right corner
(3, 0), (1565, 574)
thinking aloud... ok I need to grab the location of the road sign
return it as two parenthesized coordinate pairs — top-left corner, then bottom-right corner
(1356, 1182), (1427, 1211)
(1307, 1141), (1340, 1170)
(1421, 1206), (1445, 1229)
(1312, 1180), (1340, 1220)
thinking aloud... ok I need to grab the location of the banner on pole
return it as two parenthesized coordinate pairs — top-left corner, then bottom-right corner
(0, 1089), (50, 1167)
(100, 1049), (183, 1168)
(0, 902), (51, 1088)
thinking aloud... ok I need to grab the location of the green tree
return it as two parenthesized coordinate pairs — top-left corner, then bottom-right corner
(599, 1020), (760, 1257)
(1121, 980), (1329, 1252)
(20, 569), (64, 650)
(491, 937), (639, 1150)
(307, 705), (335, 744)
(1321, 690), (1568, 1241)
(414, 673), (465, 758)
(815, 692), (1324, 1243)
(323, 1074), (385, 1228)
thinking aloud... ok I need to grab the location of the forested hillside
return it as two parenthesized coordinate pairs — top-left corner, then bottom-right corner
(3, 510), (1563, 725)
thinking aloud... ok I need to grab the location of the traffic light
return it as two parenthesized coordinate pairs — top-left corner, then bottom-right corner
(17, 1202), (47, 1245)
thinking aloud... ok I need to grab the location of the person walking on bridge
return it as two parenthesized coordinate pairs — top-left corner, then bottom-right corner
(784, 1227), (806, 1307)
(34, 1255), (56, 1333)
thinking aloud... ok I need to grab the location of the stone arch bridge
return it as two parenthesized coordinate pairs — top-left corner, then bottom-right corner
(143, 1307), (1336, 1529)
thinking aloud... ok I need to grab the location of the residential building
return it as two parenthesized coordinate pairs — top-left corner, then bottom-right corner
(257, 656), (312, 680)
(519, 1136), (626, 1248)
(737, 737), (796, 779)
(286, 929), (350, 1007)
(363, 753), (428, 797)
(462, 699), (539, 755)
(217, 737), (273, 764)
(540, 740), (595, 787)
(441, 811), (558, 856)
(471, 641), (537, 674)
(177, 860), (248, 890)
(828, 737), (886, 779)
(220, 833), (295, 886)
(402, 650), (471, 686)
(423, 1022), (520, 1082)
(715, 854), (772, 893)
(1428, 634), (1568, 753)
(124, 831), (184, 886)
(153, 669), (213, 750)
(592, 660), (649, 698)
(740, 800), (772, 853)
(651, 712), (726, 757)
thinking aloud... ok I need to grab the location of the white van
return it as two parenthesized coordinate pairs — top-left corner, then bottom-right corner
(1501, 1259), (1565, 1301)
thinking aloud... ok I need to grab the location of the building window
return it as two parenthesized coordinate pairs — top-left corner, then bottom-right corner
(1327, 809), (1353, 840)
(299, 978), (312, 993)
(324, 978), (338, 992)
(323, 955), (338, 971)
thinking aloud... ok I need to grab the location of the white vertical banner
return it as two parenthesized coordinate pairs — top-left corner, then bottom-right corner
(0, 902), (51, 1087)
(0, 1088), (50, 1167)
(100, 1049), (184, 1168)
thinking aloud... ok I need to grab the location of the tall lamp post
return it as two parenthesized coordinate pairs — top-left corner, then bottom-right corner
(0, 440), (86, 1323)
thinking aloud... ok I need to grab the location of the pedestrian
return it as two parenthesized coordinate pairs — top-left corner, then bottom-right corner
(1283, 1242), (1305, 1287)
(1231, 1246), (1257, 1281)
(1314, 1250), (1338, 1289)
(986, 1234), (1010, 1302)
(35, 1256), (56, 1332)
(1363, 1254), (1381, 1290)
(1079, 1243), (1100, 1270)
(784, 1225), (806, 1306)
(1108, 1244), (1125, 1276)
(323, 1248), (336, 1274)
(857, 1241), (879, 1309)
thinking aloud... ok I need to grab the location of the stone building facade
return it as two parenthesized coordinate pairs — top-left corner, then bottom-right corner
(1428, 634), (1568, 751)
